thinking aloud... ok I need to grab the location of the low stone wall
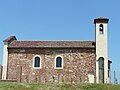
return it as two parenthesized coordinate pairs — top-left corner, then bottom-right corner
(0, 64), (2, 80)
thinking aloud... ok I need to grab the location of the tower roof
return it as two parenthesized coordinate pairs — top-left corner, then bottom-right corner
(94, 17), (109, 24)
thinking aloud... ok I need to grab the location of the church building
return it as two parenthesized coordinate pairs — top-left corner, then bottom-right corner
(0, 17), (112, 83)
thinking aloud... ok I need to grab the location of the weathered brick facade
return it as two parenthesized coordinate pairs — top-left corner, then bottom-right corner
(7, 48), (96, 83)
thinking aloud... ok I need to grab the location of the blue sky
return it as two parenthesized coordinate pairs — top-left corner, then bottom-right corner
(0, 0), (120, 83)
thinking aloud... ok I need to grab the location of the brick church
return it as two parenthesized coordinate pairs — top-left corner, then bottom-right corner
(0, 17), (112, 83)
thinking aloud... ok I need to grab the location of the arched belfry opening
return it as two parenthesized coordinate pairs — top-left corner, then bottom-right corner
(99, 24), (104, 34)
(98, 57), (104, 83)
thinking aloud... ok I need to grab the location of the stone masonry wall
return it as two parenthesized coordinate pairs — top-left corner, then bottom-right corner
(7, 48), (96, 83)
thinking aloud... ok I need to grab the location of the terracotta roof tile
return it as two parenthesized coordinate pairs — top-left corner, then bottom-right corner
(8, 40), (95, 49)
(94, 17), (109, 24)
(3, 36), (17, 44)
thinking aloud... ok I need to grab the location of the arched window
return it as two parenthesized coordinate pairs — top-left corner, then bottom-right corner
(98, 57), (104, 83)
(33, 55), (41, 69)
(99, 24), (104, 34)
(55, 55), (63, 69)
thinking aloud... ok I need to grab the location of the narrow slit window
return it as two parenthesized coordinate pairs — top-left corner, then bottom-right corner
(56, 57), (62, 67)
(99, 24), (104, 34)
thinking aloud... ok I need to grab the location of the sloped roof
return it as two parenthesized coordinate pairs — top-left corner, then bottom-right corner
(8, 40), (95, 49)
(3, 36), (17, 44)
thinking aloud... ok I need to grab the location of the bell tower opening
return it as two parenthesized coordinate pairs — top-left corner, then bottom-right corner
(99, 24), (104, 34)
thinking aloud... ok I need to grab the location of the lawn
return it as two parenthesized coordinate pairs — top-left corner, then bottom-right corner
(0, 82), (120, 90)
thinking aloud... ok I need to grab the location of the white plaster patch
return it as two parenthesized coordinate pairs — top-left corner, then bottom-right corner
(88, 74), (94, 83)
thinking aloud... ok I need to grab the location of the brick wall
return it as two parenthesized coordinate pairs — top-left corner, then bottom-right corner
(0, 64), (2, 80)
(7, 48), (96, 83)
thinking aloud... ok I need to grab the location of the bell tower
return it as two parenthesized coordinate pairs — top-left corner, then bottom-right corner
(94, 17), (109, 83)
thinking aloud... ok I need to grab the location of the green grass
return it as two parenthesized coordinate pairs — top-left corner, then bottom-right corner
(0, 82), (120, 90)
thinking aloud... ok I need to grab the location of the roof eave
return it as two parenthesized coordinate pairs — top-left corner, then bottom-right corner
(8, 47), (95, 49)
